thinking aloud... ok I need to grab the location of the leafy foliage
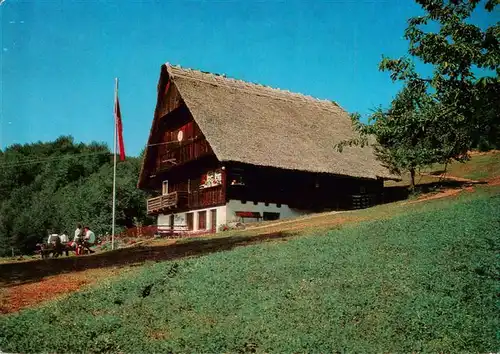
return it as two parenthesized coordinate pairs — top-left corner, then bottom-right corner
(338, 0), (500, 186)
(345, 81), (470, 188)
(0, 192), (498, 352)
(382, 0), (500, 148)
(0, 136), (154, 256)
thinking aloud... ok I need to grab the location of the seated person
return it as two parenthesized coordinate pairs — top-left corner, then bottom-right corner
(83, 226), (96, 253)
(59, 231), (69, 244)
(71, 225), (84, 255)
(47, 233), (60, 245)
(59, 231), (70, 256)
(47, 234), (63, 257)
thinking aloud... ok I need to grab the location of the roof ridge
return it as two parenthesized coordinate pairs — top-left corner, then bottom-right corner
(165, 62), (341, 111)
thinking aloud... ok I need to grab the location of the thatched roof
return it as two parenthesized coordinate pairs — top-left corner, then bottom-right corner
(139, 63), (396, 187)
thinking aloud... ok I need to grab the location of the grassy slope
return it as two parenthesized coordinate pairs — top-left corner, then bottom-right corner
(1, 190), (499, 353)
(441, 152), (500, 180)
(385, 150), (500, 187)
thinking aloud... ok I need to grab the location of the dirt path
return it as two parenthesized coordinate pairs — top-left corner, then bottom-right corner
(0, 232), (300, 314)
(419, 172), (481, 184)
(0, 267), (136, 314)
(405, 187), (476, 205)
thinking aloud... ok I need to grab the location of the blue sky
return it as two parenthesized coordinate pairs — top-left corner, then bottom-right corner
(0, 1), (495, 156)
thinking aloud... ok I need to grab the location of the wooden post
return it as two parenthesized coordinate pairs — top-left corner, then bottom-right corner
(221, 166), (227, 203)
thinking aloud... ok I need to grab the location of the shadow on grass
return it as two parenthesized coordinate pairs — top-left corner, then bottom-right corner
(0, 231), (293, 287)
(382, 180), (486, 204)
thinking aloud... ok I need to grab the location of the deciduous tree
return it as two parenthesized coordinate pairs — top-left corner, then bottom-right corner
(338, 0), (499, 187)
(0, 137), (154, 256)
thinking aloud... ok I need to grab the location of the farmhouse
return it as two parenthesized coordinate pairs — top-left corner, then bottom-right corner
(138, 63), (394, 233)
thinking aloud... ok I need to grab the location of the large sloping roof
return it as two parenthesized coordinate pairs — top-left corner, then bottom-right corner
(139, 63), (396, 187)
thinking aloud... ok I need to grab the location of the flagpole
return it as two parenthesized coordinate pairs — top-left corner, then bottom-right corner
(111, 78), (118, 251)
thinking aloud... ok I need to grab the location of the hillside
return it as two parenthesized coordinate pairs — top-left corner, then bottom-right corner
(385, 150), (500, 188)
(1, 152), (499, 313)
(1, 186), (498, 352)
(0, 136), (154, 257)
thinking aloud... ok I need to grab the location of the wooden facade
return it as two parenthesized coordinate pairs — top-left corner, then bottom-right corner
(156, 119), (213, 172)
(145, 83), (226, 215)
(224, 162), (383, 211)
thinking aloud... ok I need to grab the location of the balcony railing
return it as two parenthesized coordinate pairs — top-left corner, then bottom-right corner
(188, 187), (225, 210)
(147, 191), (188, 214)
(147, 187), (225, 215)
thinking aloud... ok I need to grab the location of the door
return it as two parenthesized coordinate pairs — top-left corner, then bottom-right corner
(186, 213), (194, 231)
(198, 211), (207, 230)
(210, 209), (217, 232)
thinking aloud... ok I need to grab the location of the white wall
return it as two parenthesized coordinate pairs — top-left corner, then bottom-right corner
(158, 201), (310, 234)
(226, 200), (309, 223)
(158, 213), (186, 227)
(158, 205), (227, 233)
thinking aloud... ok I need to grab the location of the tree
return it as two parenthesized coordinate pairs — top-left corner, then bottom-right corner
(338, 0), (499, 187)
(341, 80), (464, 189)
(0, 136), (154, 256)
(381, 0), (499, 149)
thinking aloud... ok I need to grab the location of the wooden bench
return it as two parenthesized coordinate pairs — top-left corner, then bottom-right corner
(235, 211), (262, 222)
(157, 224), (190, 237)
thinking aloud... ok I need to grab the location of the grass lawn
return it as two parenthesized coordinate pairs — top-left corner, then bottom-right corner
(1, 189), (498, 353)
(385, 150), (500, 187)
(384, 171), (442, 187)
(436, 151), (500, 181)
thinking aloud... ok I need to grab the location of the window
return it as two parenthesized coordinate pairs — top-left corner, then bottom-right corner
(230, 176), (245, 186)
(276, 203), (282, 208)
(162, 180), (169, 195)
(198, 211), (207, 230)
(230, 168), (245, 186)
(265, 202), (269, 206)
(263, 212), (280, 221)
(253, 201), (258, 205)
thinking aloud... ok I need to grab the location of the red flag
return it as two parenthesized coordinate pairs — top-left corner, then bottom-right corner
(114, 94), (126, 161)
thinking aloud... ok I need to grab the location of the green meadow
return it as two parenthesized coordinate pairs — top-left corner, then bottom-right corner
(1, 188), (499, 353)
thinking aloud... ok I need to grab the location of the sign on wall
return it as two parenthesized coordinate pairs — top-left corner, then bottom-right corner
(200, 171), (223, 189)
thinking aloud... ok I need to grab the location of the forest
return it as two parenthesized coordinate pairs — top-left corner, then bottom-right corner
(0, 136), (154, 257)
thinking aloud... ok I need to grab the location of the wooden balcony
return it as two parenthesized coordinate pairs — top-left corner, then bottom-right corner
(188, 187), (225, 210)
(147, 191), (188, 214)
